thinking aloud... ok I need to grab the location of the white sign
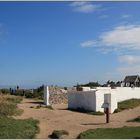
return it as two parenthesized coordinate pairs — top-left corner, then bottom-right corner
(101, 103), (110, 108)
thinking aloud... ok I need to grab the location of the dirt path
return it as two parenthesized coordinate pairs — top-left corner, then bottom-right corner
(15, 98), (140, 139)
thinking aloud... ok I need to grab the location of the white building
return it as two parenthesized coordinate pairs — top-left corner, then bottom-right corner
(68, 87), (140, 113)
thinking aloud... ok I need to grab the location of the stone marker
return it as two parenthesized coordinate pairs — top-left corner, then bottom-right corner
(44, 85), (50, 106)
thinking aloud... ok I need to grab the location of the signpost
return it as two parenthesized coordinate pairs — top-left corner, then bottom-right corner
(102, 102), (110, 123)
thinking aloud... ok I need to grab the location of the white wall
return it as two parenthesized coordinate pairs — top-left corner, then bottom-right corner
(68, 90), (117, 113)
(114, 87), (140, 102)
(68, 87), (140, 113)
(68, 91), (96, 111)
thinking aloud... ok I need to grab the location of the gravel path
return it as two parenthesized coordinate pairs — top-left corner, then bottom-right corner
(15, 98), (140, 139)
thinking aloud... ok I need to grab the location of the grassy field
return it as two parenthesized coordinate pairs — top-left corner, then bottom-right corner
(0, 95), (39, 138)
(114, 98), (140, 113)
(78, 126), (140, 139)
(0, 117), (39, 139)
(0, 95), (23, 116)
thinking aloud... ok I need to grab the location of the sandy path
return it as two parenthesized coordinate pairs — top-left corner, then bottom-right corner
(15, 98), (140, 139)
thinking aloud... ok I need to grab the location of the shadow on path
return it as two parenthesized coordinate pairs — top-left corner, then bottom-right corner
(26, 101), (44, 105)
(81, 122), (106, 126)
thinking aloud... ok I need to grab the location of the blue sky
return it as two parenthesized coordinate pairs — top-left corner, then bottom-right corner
(0, 1), (140, 88)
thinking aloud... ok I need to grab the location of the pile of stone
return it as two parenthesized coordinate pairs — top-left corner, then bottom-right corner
(47, 86), (77, 104)
(49, 93), (68, 104)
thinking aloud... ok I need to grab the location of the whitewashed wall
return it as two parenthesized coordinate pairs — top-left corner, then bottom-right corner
(114, 87), (140, 102)
(68, 87), (140, 113)
(68, 91), (96, 111)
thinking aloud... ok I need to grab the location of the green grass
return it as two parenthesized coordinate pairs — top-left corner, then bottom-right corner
(77, 126), (140, 139)
(69, 108), (104, 115)
(0, 117), (39, 139)
(114, 98), (140, 113)
(50, 130), (69, 139)
(127, 116), (140, 123)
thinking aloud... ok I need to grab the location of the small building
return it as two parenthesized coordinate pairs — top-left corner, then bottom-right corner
(123, 75), (140, 87)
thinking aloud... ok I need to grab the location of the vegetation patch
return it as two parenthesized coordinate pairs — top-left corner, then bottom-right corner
(69, 108), (104, 115)
(114, 98), (140, 113)
(50, 130), (69, 139)
(0, 117), (39, 139)
(77, 126), (140, 139)
(45, 105), (53, 110)
(0, 95), (23, 116)
(36, 105), (53, 110)
(127, 116), (140, 123)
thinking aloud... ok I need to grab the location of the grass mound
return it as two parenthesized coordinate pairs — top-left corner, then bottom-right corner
(77, 126), (140, 139)
(50, 130), (69, 139)
(1, 95), (23, 104)
(114, 98), (140, 113)
(0, 117), (39, 139)
(127, 116), (140, 123)
(0, 95), (23, 116)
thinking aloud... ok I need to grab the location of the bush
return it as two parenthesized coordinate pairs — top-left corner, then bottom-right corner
(50, 130), (69, 139)
(0, 117), (39, 139)
(0, 89), (10, 94)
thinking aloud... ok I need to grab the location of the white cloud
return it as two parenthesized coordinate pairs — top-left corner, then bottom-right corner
(70, 2), (101, 13)
(81, 40), (97, 48)
(99, 15), (109, 19)
(121, 14), (131, 18)
(81, 24), (140, 53)
(118, 55), (140, 64)
(117, 65), (140, 75)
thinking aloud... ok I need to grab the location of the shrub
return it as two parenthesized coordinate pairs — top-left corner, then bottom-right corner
(50, 130), (69, 139)
(0, 89), (10, 94)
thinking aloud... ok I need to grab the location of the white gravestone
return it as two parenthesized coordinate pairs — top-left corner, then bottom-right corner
(44, 86), (50, 106)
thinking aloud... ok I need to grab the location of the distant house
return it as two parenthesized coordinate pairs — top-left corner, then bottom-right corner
(123, 75), (140, 87)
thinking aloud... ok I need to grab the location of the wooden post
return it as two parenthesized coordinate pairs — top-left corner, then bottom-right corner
(106, 107), (110, 123)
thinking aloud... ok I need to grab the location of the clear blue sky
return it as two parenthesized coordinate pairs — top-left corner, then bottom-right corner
(0, 1), (140, 88)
